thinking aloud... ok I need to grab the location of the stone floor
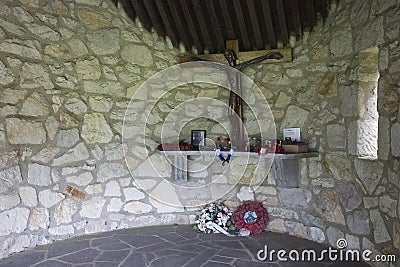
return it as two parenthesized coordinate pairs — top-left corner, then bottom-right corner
(0, 225), (369, 267)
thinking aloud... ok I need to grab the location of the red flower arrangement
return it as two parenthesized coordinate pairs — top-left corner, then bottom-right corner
(233, 201), (269, 235)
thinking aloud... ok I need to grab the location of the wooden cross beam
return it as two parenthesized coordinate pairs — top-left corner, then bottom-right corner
(181, 40), (291, 151)
(180, 47), (292, 64)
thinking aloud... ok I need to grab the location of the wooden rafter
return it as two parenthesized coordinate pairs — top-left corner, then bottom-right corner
(306, 0), (316, 28)
(247, 0), (264, 49)
(166, 0), (189, 49)
(154, 0), (178, 47)
(218, 0), (235, 39)
(142, 0), (165, 36)
(290, 0), (302, 38)
(261, 0), (277, 49)
(275, 0), (289, 45)
(205, 1), (225, 52)
(130, 0), (151, 29)
(193, 0), (213, 51)
(233, 0), (251, 50)
(179, 0), (202, 51)
(119, 0), (136, 22)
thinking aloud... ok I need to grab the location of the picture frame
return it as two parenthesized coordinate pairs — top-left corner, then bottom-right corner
(191, 130), (206, 149)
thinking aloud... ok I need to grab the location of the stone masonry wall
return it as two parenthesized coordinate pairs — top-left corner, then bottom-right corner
(0, 0), (399, 263)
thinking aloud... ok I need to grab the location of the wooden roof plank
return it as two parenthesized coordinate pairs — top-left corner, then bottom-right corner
(142, 0), (165, 36)
(218, 0), (236, 39)
(290, 0), (302, 38)
(233, 0), (251, 50)
(179, 0), (202, 51)
(275, 0), (289, 45)
(205, 1), (226, 52)
(130, 0), (152, 29)
(247, 0), (264, 49)
(193, 0), (214, 52)
(154, 0), (179, 47)
(166, 0), (190, 49)
(306, 0), (316, 28)
(261, 0), (277, 48)
(119, 0), (136, 21)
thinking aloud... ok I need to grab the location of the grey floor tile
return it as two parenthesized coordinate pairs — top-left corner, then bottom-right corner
(47, 240), (91, 258)
(150, 254), (195, 267)
(119, 253), (147, 267)
(0, 251), (46, 267)
(58, 249), (100, 264)
(96, 242), (131, 251)
(96, 250), (130, 262)
(118, 235), (164, 248)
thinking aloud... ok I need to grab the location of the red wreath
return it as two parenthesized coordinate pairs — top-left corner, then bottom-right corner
(233, 201), (269, 235)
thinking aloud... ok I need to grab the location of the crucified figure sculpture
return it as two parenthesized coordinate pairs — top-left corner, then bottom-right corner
(189, 49), (283, 150)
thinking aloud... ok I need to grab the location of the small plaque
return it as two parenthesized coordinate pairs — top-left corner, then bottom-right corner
(283, 128), (301, 142)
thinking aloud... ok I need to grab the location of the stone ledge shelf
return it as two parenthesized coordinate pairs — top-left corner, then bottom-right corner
(161, 151), (319, 188)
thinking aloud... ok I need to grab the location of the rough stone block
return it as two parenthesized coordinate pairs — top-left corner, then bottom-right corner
(0, 208), (29, 236)
(354, 158), (384, 194)
(54, 199), (77, 225)
(278, 188), (308, 209)
(18, 186), (37, 207)
(82, 113), (113, 144)
(314, 189), (345, 225)
(0, 166), (22, 194)
(80, 198), (105, 218)
(327, 124), (346, 149)
(337, 181), (362, 211)
(123, 201), (153, 214)
(391, 123), (400, 157)
(6, 118), (46, 144)
(370, 209), (391, 243)
(52, 143), (89, 166)
(28, 208), (49, 230)
(38, 189), (64, 208)
(27, 163), (52, 186)
(347, 209), (370, 235)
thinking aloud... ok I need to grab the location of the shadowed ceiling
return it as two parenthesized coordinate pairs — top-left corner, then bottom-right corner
(115, 0), (332, 54)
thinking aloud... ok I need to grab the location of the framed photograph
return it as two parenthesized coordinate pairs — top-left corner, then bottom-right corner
(191, 130), (206, 149)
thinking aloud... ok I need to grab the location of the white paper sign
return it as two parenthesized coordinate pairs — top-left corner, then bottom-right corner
(283, 128), (301, 142)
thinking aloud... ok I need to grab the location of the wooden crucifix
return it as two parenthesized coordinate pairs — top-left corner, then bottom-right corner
(181, 40), (291, 151)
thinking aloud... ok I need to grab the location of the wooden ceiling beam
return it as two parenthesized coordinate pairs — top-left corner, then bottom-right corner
(219, 0), (235, 39)
(180, 47), (292, 64)
(314, 0), (329, 21)
(306, 0), (316, 28)
(118, 0), (136, 21)
(193, 0), (214, 52)
(290, 0), (302, 38)
(179, 0), (202, 52)
(142, 0), (165, 36)
(233, 0), (251, 51)
(130, 0), (151, 29)
(261, 0), (277, 49)
(205, 1), (225, 52)
(275, 0), (289, 45)
(154, 0), (178, 47)
(247, 0), (264, 49)
(166, 0), (190, 49)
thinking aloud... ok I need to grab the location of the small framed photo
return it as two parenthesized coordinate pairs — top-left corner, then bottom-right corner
(191, 130), (206, 149)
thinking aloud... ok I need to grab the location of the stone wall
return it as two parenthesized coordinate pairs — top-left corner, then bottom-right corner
(0, 0), (399, 263)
